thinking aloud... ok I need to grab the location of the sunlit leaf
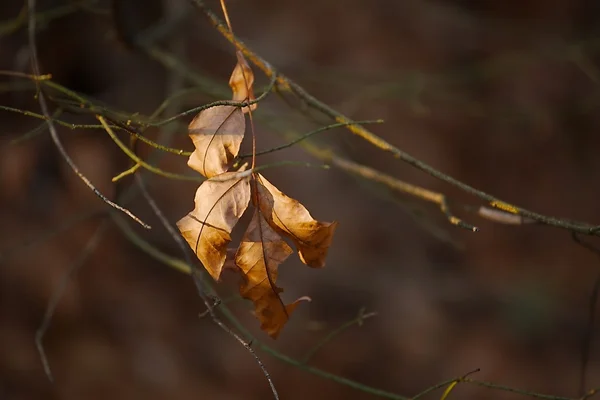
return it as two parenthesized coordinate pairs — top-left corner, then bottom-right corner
(230, 51), (257, 114)
(235, 209), (308, 338)
(187, 105), (245, 178)
(177, 172), (251, 280)
(256, 174), (337, 267)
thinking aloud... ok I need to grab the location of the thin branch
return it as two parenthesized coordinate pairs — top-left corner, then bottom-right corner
(293, 138), (477, 231)
(0, 104), (128, 135)
(113, 214), (600, 400)
(411, 368), (480, 400)
(190, 0), (600, 236)
(439, 369), (480, 400)
(237, 119), (384, 159)
(26, 1), (150, 229)
(133, 174), (280, 400)
(136, 48), (488, 231)
(302, 308), (377, 364)
(131, 37), (280, 395)
(1, 97), (189, 156)
(112, 214), (407, 399)
(111, 214), (191, 274)
(102, 118), (191, 157)
(9, 108), (62, 144)
(139, 66), (277, 127)
(97, 115), (202, 181)
(13, 4), (600, 399)
(139, 43), (599, 235)
(36, 222), (108, 382)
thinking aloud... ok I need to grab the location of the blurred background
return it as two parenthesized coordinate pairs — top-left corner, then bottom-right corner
(2, 0), (600, 399)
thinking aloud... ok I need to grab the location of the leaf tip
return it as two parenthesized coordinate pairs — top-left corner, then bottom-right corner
(266, 296), (311, 339)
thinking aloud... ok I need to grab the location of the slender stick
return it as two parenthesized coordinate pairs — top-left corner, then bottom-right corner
(26, 0), (150, 229)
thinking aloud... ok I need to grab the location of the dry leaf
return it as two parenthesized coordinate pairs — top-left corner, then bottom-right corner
(255, 174), (338, 267)
(235, 209), (307, 338)
(177, 172), (251, 280)
(229, 51), (257, 114)
(179, 47), (337, 339)
(187, 105), (245, 178)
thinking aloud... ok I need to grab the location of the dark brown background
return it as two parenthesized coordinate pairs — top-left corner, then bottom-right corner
(2, 0), (600, 399)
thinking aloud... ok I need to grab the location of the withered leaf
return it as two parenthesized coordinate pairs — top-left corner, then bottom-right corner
(188, 105), (245, 178)
(255, 174), (338, 267)
(229, 51), (257, 114)
(235, 209), (307, 338)
(178, 49), (337, 339)
(177, 172), (251, 280)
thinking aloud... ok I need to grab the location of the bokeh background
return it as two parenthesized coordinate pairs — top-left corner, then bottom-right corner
(2, 0), (600, 399)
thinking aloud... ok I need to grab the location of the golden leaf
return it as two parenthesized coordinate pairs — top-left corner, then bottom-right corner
(187, 105), (245, 178)
(235, 209), (308, 338)
(229, 51), (257, 114)
(255, 174), (338, 267)
(177, 172), (251, 280)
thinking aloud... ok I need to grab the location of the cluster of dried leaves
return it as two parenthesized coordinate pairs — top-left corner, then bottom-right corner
(177, 52), (337, 338)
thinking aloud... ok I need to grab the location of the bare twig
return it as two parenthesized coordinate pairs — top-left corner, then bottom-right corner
(113, 222), (600, 400)
(26, 0), (150, 229)
(36, 222), (108, 382)
(438, 369), (481, 400)
(189, 0), (600, 236)
(133, 173), (280, 400)
(131, 29), (280, 394)
(411, 369), (480, 400)
(12, 3), (600, 399)
(237, 119), (384, 158)
(97, 115), (201, 181)
(290, 137), (478, 231)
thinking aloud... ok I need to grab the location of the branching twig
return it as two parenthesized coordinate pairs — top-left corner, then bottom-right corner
(437, 368), (481, 400)
(97, 115), (202, 181)
(131, 173), (280, 400)
(26, 0), (150, 229)
(131, 29), (280, 394)
(190, 0), (600, 236)
(112, 219), (600, 400)
(10, 2), (600, 399)
(112, 212), (407, 399)
(140, 70), (277, 128)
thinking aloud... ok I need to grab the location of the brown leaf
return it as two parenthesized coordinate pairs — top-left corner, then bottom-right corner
(235, 209), (307, 338)
(177, 172), (251, 280)
(229, 52), (257, 114)
(187, 105), (245, 178)
(255, 174), (338, 267)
